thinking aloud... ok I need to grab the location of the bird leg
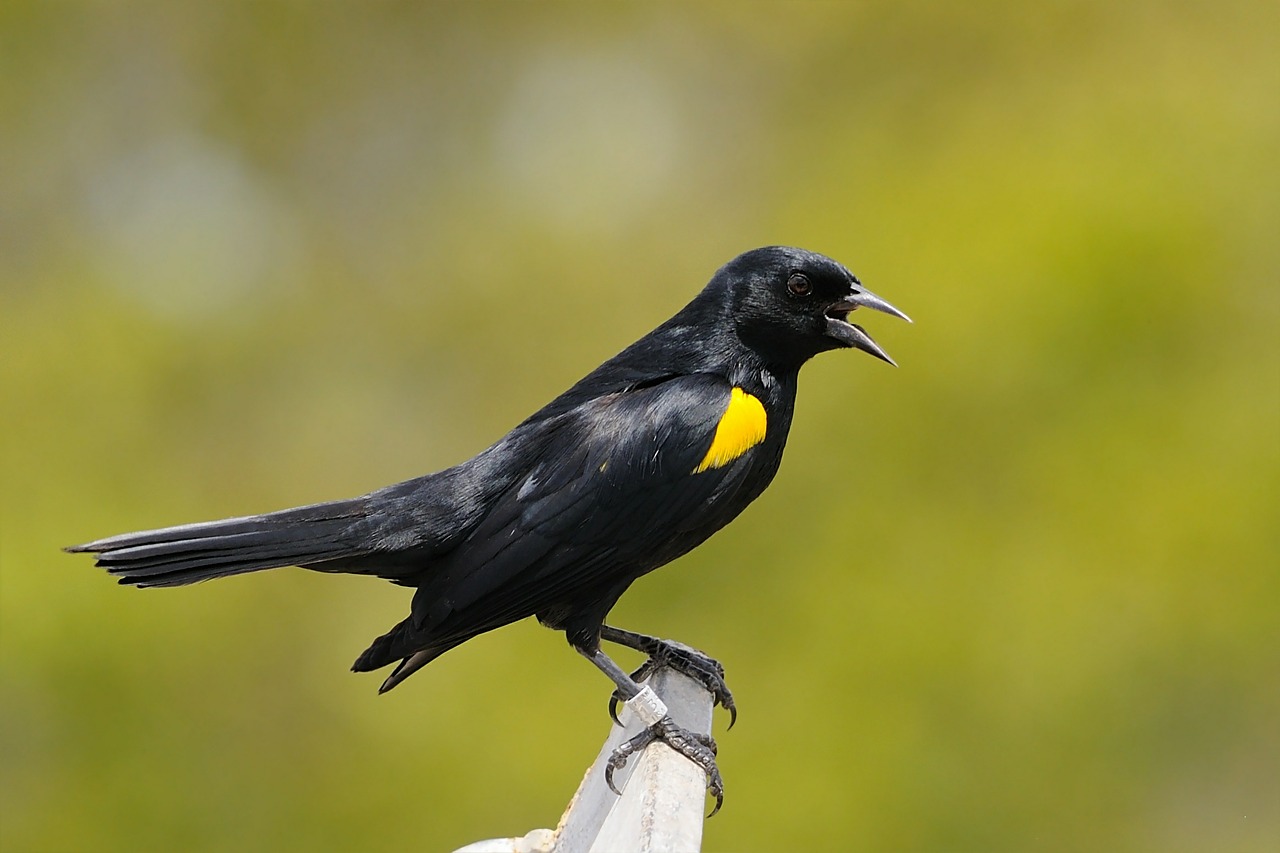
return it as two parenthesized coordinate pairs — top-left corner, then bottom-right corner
(599, 625), (737, 728)
(577, 646), (724, 815)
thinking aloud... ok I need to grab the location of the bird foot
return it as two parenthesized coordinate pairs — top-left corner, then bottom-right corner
(604, 714), (725, 817)
(608, 636), (736, 727)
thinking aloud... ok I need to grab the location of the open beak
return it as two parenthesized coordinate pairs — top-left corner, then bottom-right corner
(824, 286), (912, 366)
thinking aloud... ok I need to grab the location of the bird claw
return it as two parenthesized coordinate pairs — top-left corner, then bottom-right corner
(608, 692), (623, 726)
(606, 636), (736, 729)
(603, 715), (725, 817)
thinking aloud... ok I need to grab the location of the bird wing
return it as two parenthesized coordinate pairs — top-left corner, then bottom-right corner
(402, 372), (770, 648)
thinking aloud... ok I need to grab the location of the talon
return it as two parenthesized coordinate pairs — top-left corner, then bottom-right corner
(601, 629), (739, 729)
(603, 716), (725, 810)
(706, 775), (724, 818)
(607, 691), (623, 725)
(603, 725), (657, 795)
(604, 757), (622, 796)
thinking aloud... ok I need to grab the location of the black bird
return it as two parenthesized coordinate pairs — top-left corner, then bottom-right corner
(67, 246), (909, 811)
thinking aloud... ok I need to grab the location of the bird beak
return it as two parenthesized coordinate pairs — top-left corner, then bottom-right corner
(825, 286), (912, 366)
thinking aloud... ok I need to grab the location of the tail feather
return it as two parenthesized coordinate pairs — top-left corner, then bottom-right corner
(67, 498), (374, 588)
(351, 621), (453, 694)
(93, 531), (294, 568)
(351, 615), (472, 692)
(377, 650), (445, 694)
(351, 621), (412, 674)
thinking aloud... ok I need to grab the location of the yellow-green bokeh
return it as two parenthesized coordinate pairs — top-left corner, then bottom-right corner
(2, 3), (1277, 851)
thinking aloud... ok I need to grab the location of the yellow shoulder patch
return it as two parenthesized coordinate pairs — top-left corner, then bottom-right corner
(693, 387), (768, 473)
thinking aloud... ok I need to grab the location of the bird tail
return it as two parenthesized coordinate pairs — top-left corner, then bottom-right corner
(350, 618), (465, 693)
(66, 498), (374, 588)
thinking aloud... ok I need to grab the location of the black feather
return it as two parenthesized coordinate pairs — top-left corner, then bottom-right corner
(68, 498), (376, 587)
(67, 246), (909, 694)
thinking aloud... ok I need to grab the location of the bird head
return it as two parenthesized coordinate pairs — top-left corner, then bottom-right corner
(721, 246), (911, 368)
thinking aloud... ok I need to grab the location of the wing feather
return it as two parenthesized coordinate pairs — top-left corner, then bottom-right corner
(399, 374), (764, 651)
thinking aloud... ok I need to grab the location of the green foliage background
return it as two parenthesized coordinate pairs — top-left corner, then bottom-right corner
(2, 3), (1276, 851)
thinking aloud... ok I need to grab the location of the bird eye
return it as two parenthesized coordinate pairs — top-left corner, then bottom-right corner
(787, 273), (812, 296)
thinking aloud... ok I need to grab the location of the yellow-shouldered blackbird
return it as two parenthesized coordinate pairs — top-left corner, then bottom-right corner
(68, 246), (909, 810)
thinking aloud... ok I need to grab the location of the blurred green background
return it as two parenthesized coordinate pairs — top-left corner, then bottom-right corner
(2, 2), (1277, 851)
